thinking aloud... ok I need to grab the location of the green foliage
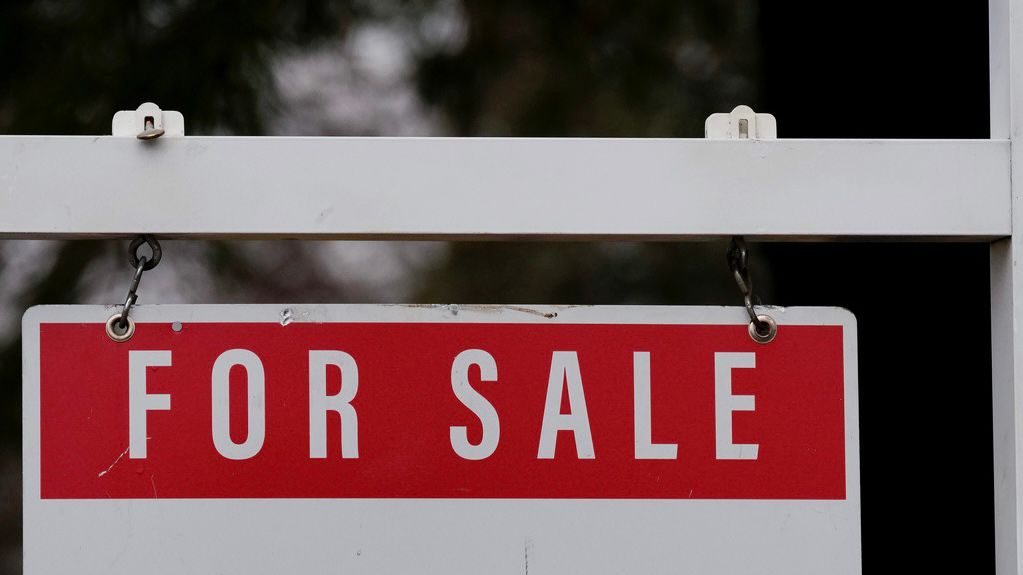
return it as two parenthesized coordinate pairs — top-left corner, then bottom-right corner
(0, 0), (356, 134)
(414, 0), (759, 136)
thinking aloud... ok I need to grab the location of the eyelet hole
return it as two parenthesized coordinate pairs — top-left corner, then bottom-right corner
(105, 314), (135, 342)
(747, 314), (777, 344)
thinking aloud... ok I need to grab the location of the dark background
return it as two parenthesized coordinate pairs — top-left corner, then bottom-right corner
(761, 3), (993, 572)
(0, 0), (995, 572)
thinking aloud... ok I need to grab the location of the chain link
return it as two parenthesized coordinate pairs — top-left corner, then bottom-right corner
(726, 237), (777, 343)
(129, 235), (162, 270)
(107, 235), (161, 342)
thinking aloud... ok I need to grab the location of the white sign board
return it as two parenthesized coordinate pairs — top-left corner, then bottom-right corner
(23, 304), (860, 574)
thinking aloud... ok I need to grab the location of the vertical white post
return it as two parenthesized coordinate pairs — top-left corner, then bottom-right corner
(993, 233), (1021, 575)
(992, 0), (1021, 573)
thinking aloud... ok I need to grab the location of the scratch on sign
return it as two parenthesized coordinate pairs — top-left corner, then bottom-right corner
(97, 446), (130, 478)
(524, 538), (533, 575)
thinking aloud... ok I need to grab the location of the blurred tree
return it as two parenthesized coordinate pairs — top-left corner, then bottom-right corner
(0, 0), (355, 134)
(409, 0), (759, 304)
(415, 0), (758, 137)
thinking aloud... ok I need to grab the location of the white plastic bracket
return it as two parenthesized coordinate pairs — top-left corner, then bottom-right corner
(111, 102), (185, 138)
(705, 105), (777, 139)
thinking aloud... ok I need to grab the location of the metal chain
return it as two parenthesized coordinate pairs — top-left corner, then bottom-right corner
(106, 235), (161, 342)
(128, 234), (162, 270)
(726, 236), (777, 344)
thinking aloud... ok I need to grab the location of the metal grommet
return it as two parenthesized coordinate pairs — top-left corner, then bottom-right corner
(748, 314), (777, 344)
(105, 314), (135, 342)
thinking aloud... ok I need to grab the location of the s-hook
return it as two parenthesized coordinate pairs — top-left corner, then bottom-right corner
(105, 235), (162, 342)
(726, 237), (777, 344)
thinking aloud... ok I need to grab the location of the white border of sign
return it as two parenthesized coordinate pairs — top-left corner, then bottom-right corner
(23, 304), (860, 575)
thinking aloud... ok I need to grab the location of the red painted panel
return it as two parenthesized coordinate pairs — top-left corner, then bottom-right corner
(38, 322), (846, 499)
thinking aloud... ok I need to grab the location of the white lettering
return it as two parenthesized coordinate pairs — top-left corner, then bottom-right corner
(714, 352), (758, 460)
(128, 350), (172, 459)
(537, 351), (595, 459)
(450, 349), (500, 460)
(633, 352), (677, 459)
(211, 349), (266, 460)
(309, 350), (359, 458)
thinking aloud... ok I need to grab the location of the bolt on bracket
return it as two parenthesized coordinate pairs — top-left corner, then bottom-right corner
(111, 102), (185, 139)
(705, 105), (776, 139)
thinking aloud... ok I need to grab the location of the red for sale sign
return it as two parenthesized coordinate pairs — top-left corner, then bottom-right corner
(24, 305), (860, 574)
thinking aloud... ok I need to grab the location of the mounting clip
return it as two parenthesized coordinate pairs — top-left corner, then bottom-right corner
(111, 102), (185, 140)
(705, 105), (776, 139)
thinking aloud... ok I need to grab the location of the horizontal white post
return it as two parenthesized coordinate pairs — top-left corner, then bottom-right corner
(0, 136), (1010, 240)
